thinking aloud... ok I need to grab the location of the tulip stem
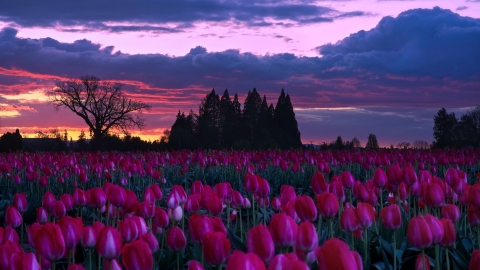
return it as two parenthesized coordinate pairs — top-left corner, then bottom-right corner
(393, 230), (397, 270)
(422, 249), (426, 270)
(317, 215), (323, 245)
(363, 229), (368, 269)
(435, 244), (440, 270)
(218, 265), (222, 270)
(251, 194), (256, 226)
(239, 209), (244, 242)
(329, 218), (333, 238)
(89, 250), (92, 270)
(177, 252), (180, 270)
(446, 247), (450, 270)
(477, 226), (480, 249)
(380, 191), (383, 212)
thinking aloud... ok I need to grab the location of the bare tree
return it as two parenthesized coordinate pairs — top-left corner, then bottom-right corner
(49, 75), (151, 144)
(413, 140), (430, 149)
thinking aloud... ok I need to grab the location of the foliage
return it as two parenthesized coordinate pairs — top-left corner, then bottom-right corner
(168, 88), (302, 150)
(366, 134), (380, 149)
(0, 129), (22, 152)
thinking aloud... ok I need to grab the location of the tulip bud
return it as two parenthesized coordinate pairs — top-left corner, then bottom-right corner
(140, 233), (159, 253)
(226, 251), (266, 270)
(81, 226), (97, 248)
(439, 218), (456, 248)
(315, 238), (358, 270)
(407, 216), (433, 249)
(122, 239), (153, 270)
(188, 260), (206, 270)
(424, 214), (444, 245)
(340, 205), (359, 232)
(316, 193), (339, 219)
(380, 204), (402, 230)
(13, 193), (28, 213)
(442, 204), (460, 222)
(296, 221), (318, 253)
(247, 225), (275, 264)
(295, 196), (318, 222)
(34, 223), (66, 262)
(166, 226), (186, 252)
(202, 232), (231, 266)
(269, 214), (298, 248)
(470, 250), (480, 270)
(96, 226), (122, 260)
(356, 202), (376, 229)
(415, 254), (431, 270)
(5, 206), (22, 228)
(52, 200), (66, 219)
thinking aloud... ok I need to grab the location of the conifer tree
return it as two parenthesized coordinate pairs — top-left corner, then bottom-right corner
(197, 89), (220, 149)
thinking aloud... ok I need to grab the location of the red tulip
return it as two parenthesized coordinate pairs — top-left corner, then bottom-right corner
(341, 171), (355, 189)
(403, 166), (418, 186)
(171, 185), (187, 204)
(191, 180), (204, 195)
(108, 185), (127, 207)
(81, 226), (97, 248)
(316, 193), (339, 219)
(188, 214), (214, 244)
(380, 204), (402, 230)
(269, 214), (298, 248)
(3, 226), (19, 244)
(407, 216), (432, 249)
(119, 218), (139, 243)
(87, 187), (107, 208)
(256, 177), (270, 198)
(57, 216), (84, 249)
(469, 184), (480, 210)
(34, 223), (66, 262)
(280, 185), (296, 207)
(214, 182), (233, 202)
(439, 218), (456, 248)
(296, 221), (318, 253)
(441, 204), (460, 222)
(244, 173), (259, 194)
(143, 187), (156, 204)
(329, 179), (346, 202)
(311, 172), (328, 194)
(185, 194), (201, 214)
(166, 226), (187, 252)
(122, 239), (153, 270)
(13, 193), (28, 213)
(42, 191), (56, 211)
(5, 206), (22, 228)
(353, 181), (370, 202)
(373, 168), (387, 187)
(11, 252), (41, 270)
(0, 241), (22, 269)
(155, 207), (169, 228)
(295, 196), (318, 222)
(150, 184), (163, 201)
(387, 164), (403, 186)
(424, 214), (444, 245)
(206, 195), (223, 216)
(188, 260), (205, 270)
(202, 232), (231, 266)
(271, 197), (282, 211)
(73, 188), (87, 206)
(247, 225), (275, 264)
(104, 259), (122, 270)
(470, 250), (480, 270)
(138, 201), (155, 219)
(231, 191), (244, 209)
(316, 238), (358, 270)
(284, 200), (300, 223)
(211, 216), (227, 234)
(123, 190), (138, 213)
(268, 254), (295, 270)
(415, 254), (431, 270)
(226, 251), (266, 270)
(424, 183), (445, 208)
(356, 202), (375, 229)
(140, 233), (159, 253)
(96, 226), (122, 260)
(52, 200), (66, 219)
(340, 205), (359, 232)
(468, 206), (480, 226)
(92, 221), (105, 239)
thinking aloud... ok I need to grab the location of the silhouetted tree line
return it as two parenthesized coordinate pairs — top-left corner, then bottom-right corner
(167, 88), (302, 150)
(0, 129), (23, 152)
(433, 106), (480, 148)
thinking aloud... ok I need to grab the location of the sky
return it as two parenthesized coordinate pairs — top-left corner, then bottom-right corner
(0, 0), (479, 147)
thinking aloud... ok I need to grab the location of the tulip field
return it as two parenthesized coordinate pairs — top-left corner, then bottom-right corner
(1, 149), (480, 269)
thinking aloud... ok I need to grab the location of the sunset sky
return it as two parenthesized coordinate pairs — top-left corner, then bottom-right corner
(0, 0), (479, 147)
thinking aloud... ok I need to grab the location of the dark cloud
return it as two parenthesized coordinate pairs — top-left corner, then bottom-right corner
(316, 7), (480, 78)
(456, 6), (469, 10)
(0, 8), (479, 143)
(0, 0), (368, 32)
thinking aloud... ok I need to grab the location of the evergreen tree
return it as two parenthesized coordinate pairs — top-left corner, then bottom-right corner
(274, 89), (302, 149)
(219, 89), (236, 148)
(335, 136), (344, 150)
(366, 134), (379, 149)
(169, 111), (196, 149)
(454, 106), (480, 148)
(433, 108), (457, 148)
(197, 89), (221, 149)
(242, 88), (262, 147)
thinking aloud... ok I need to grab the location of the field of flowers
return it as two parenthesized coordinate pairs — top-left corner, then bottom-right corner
(0, 149), (479, 269)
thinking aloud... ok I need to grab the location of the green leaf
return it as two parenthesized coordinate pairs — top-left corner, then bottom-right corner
(381, 250), (392, 270)
(379, 236), (393, 257)
(227, 228), (247, 252)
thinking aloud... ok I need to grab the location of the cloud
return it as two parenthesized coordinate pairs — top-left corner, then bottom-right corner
(0, 8), (479, 143)
(456, 6), (469, 10)
(0, 0), (369, 32)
